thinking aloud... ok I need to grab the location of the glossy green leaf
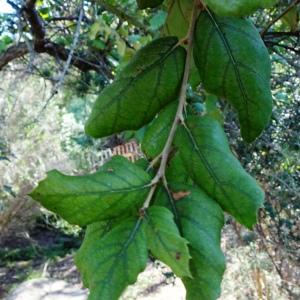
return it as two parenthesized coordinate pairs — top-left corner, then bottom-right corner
(146, 205), (191, 278)
(142, 101), (177, 159)
(30, 157), (151, 226)
(137, 0), (164, 9)
(174, 116), (264, 228)
(203, 0), (278, 17)
(75, 218), (147, 300)
(194, 12), (273, 142)
(85, 37), (186, 138)
(172, 184), (225, 300)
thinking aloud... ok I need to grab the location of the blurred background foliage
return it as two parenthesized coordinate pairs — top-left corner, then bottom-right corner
(0, 0), (299, 299)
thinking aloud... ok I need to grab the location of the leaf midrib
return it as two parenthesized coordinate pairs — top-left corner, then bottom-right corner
(38, 184), (150, 198)
(205, 10), (251, 129)
(182, 123), (243, 221)
(147, 217), (187, 275)
(94, 219), (144, 296)
(90, 45), (181, 123)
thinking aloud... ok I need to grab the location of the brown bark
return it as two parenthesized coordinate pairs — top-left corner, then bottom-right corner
(0, 41), (110, 74)
(0, 43), (28, 70)
(0, 0), (111, 77)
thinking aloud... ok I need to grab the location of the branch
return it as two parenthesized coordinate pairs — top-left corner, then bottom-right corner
(151, 7), (198, 184)
(97, 0), (150, 34)
(141, 0), (199, 211)
(263, 30), (300, 39)
(27, 2), (86, 126)
(266, 40), (300, 54)
(262, 30), (300, 53)
(54, 2), (84, 89)
(6, 0), (21, 11)
(48, 16), (87, 22)
(0, 1), (112, 77)
(23, 0), (46, 46)
(0, 43), (28, 70)
(0, 41), (111, 75)
(261, 0), (300, 36)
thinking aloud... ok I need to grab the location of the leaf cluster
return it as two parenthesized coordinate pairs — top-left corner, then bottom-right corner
(29, 1), (284, 299)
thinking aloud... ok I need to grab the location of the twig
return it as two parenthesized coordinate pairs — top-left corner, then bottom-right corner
(151, 1), (198, 185)
(54, 2), (84, 90)
(141, 0), (199, 211)
(261, 0), (300, 36)
(256, 223), (284, 279)
(6, 0), (21, 12)
(25, 3), (85, 127)
(39, 3), (84, 108)
(0, 44), (28, 70)
(267, 40), (300, 54)
(0, 1), (110, 74)
(141, 183), (158, 210)
(97, 0), (150, 34)
(263, 30), (300, 38)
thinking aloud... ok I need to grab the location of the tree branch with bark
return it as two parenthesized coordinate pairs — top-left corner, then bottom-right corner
(0, 0), (112, 78)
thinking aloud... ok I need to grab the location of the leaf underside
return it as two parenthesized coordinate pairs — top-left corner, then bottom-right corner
(146, 205), (191, 278)
(27, 5), (274, 300)
(194, 12), (273, 142)
(142, 101), (177, 159)
(30, 157), (151, 226)
(174, 115), (264, 228)
(172, 184), (225, 300)
(75, 218), (148, 300)
(163, 0), (194, 39)
(85, 37), (186, 138)
(166, 152), (194, 186)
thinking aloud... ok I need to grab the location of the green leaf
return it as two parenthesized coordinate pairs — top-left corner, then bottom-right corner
(137, 0), (164, 9)
(204, 94), (224, 124)
(1, 35), (13, 45)
(194, 12), (273, 142)
(281, 7), (299, 32)
(172, 184), (225, 300)
(145, 206), (191, 278)
(85, 37), (186, 138)
(149, 10), (168, 31)
(75, 221), (113, 287)
(203, 0), (278, 17)
(142, 101), (177, 159)
(174, 115), (264, 228)
(187, 102), (205, 115)
(91, 39), (106, 50)
(75, 217), (147, 300)
(30, 157), (151, 226)
(189, 57), (201, 89)
(89, 21), (102, 40)
(163, 0), (193, 39)
(166, 152), (194, 185)
(38, 6), (50, 20)
(0, 35), (13, 53)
